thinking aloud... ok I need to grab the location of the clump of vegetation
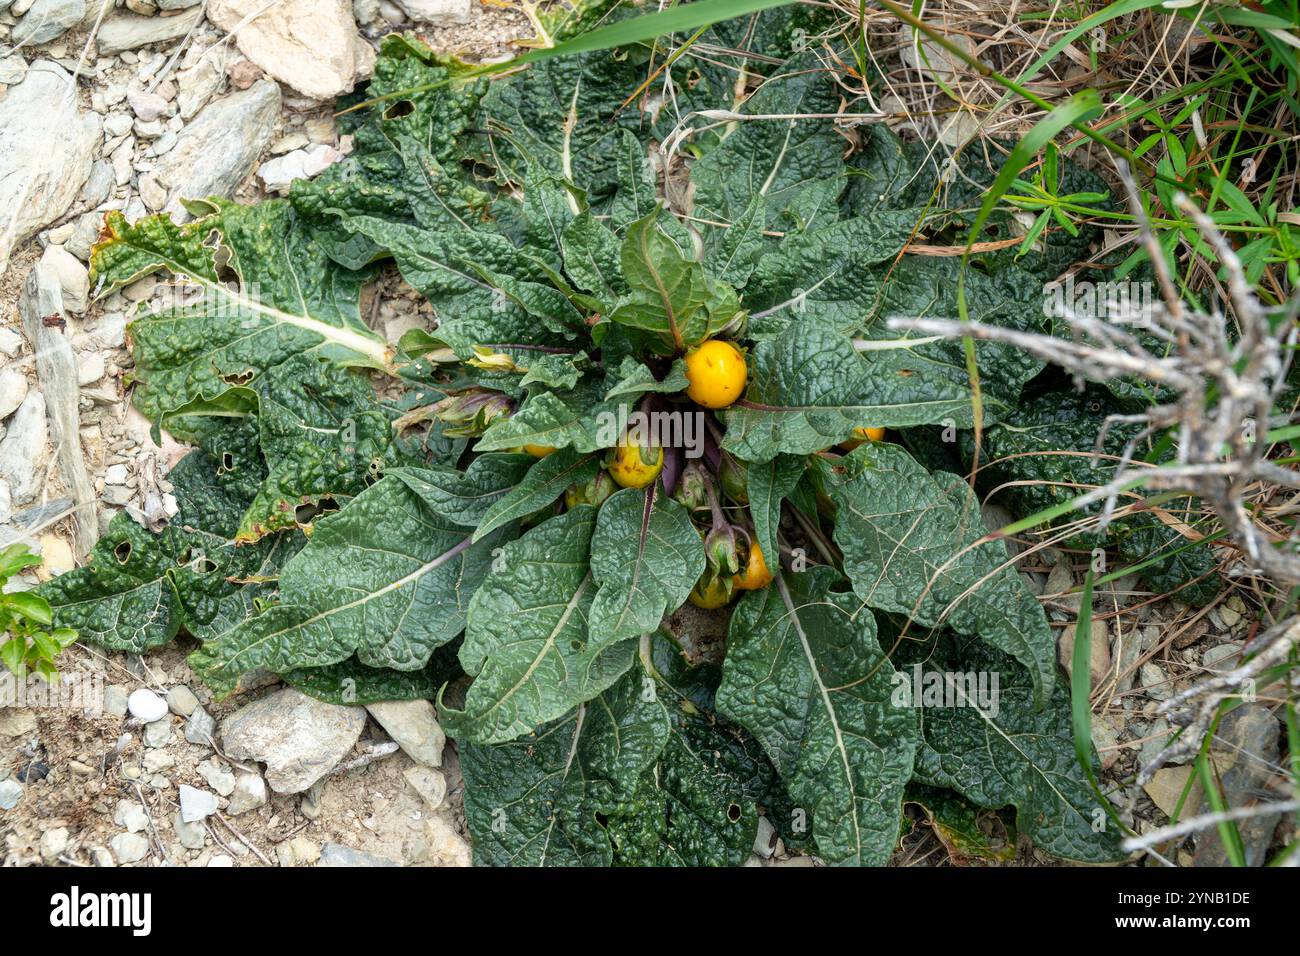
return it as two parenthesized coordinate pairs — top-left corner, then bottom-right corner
(42, 0), (1299, 865)
(1, 544), (77, 682)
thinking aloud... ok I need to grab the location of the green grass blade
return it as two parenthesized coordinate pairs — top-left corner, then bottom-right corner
(1070, 570), (1132, 838)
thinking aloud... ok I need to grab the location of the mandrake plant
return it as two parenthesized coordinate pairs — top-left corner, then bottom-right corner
(38, 5), (1231, 865)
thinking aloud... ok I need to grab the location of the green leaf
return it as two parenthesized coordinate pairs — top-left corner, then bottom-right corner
(38, 451), (274, 652)
(92, 202), (390, 425)
(716, 567), (919, 865)
(819, 443), (1056, 707)
(745, 453), (804, 573)
(386, 455), (534, 529)
(602, 356), (689, 399)
(0, 637), (26, 676)
(283, 641), (463, 706)
(5, 591), (52, 626)
(905, 784), (1016, 863)
(974, 389), (1218, 603)
(0, 543), (42, 579)
(561, 212), (625, 303)
(721, 319), (993, 462)
(692, 50), (845, 230)
(904, 634), (1126, 863)
(445, 507), (637, 743)
(189, 472), (509, 693)
(461, 665), (670, 865)
(604, 631), (775, 866)
(473, 448), (602, 543)
(588, 485), (704, 647)
(608, 209), (735, 352)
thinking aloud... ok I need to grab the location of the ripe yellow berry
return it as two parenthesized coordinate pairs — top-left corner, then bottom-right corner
(733, 541), (773, 590)
(609, 437), (664, 489)
(523, 444), (557, 458)
(688, 574), (731, 609)
(840, 427), (886, 450)
(684, 340), (747, 409)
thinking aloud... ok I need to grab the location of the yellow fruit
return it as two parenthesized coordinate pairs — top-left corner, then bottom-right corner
(524, 444), (557, 458)
(609, 437), (664, 489)
(688, 575), (731, 609)
(684, 340), (747, 409)
(840, 427), (886, 450)
(733, 541), (773, 590)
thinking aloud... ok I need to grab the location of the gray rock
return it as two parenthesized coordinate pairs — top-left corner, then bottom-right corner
(1202, 642), (1243, 671)
(79, 161), (113, 209)
(0, 328), (23, 359)
(166, 685), (199, 717)
(96, 7), (205, 55)
(104, 685), (129, 717)
(0, 778), (22, 810)
(183, 706), (215, 745)
(318, 843), (399, 867)
(172, 812), (206, 850)
(143, 718), (172, 748)
(0, 392), (49, 506)
(393, 0), (469, 24)
(12, 0), (85, 45)
(0, 61), (100, 277)
(196, 758), (236, 796)
(127, 687), (167, 722)
(1138, 717), (1179, 770)
(226, 772), (267, 815)
(178, 784), (218, 823)
(209, 0), (375, 100)
(300, 779), (324, 819)
(113, 798), (148, 832)
(66, 212), (102, 262)
(0, 368), (27, 420)
(110, 832), (149, 864)
(365, 699), (445, 767)
(154, 80), (280, 221)
(174, 54), (223, 120)
(127, 88), (168, 122)
(1141, 662), (1173, 701)
(0, 55), (27, 85)
(142, 749), (174, 773)
(0, 710), (37, 738)
(752, 815), (778, 859)
(103, 112), (133, 139)
(39, 244), (89, 314)
(1195, 704), (1284, 867)
(19, 259), (98, 557)
(403, 766), (446, 810)
(221, 687), (366, 793)
(40, 826), (69, 861)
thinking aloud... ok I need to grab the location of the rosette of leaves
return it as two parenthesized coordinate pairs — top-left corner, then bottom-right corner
(48, 12), (1133, 865)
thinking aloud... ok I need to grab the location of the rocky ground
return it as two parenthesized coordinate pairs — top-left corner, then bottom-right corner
(0, 0), (1294, 868)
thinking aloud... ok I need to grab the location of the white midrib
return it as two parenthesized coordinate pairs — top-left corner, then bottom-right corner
(776, 575), (862, 859)
(561, 82), (582, 216)
(759, 119), (795, 196)
(477, 574), (593, 726)
(539, 703), (586, 866)
(223, 535), (473, 669)
(132, 250), (391, 368)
